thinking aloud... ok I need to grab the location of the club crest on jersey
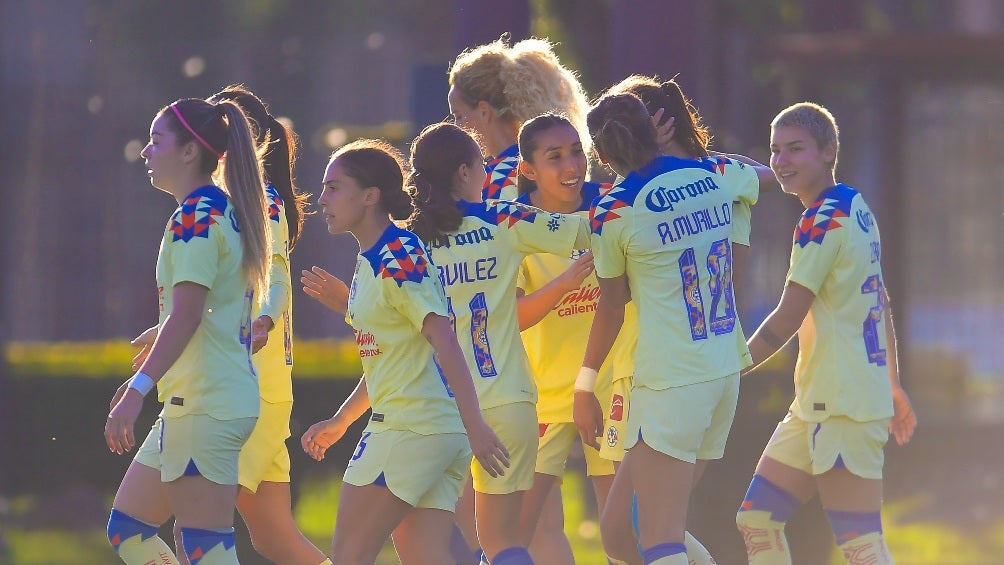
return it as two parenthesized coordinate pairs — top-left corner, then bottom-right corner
(795, 186), (855, 247)
(170, 188), (228, 242)
(266, 186), (283, 223)
(377, 236), (431, 286)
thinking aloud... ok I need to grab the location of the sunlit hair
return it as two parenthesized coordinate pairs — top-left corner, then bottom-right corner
(606, 75), (711, 158)
(160, 98), (271, 303)
(587, 93), (660, 176)
(330, 139), (412, 221)
(210, 84), (309, 250)
(449, 35), (591, 151)
(516, 113), (578, 196)
(405, 123), (482, 246)
(771, 102), (840, 171)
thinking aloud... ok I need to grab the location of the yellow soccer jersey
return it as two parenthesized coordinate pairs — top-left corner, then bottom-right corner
(786, 183), (894, 423)
(347, 223), (464, 435)
(483, 144), (519, 201)
(428, 199), (590, 410)
(517, 183), (638, 423)
(253, 185), (294, 403)
(590, 156), (759, 389)
(155, 185), (260, 420)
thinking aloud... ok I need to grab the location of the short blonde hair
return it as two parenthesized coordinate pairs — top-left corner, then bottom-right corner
(771, 102), (840, 171)
(449, 36), (590, 150)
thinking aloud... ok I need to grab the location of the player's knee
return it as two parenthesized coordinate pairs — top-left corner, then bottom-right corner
(107, 508), (159, 550)
(600, 518), (637, 562)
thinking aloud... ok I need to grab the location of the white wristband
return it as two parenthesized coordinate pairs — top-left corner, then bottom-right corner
(128, 372), (156, 397)
(574, 367), (599, 392)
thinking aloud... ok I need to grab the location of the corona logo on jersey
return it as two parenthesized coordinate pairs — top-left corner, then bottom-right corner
(644, 175), (722, 213)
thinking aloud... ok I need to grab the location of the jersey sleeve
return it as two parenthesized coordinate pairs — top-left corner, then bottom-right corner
(165, 208), (224, 289)
(590, 214), (627, 279)
(384, 275), (449, 331)
(495, 201), (582, 258)
(731, 200), (752, 247)
(260, 199), (291, 322)
(786, 219), (842, 294)
(719, 157), (760, 208)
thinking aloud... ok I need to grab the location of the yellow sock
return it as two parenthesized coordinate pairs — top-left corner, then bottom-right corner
(838, 532), (894, 564)
(319, 560), (333, 565)
(735, 509), (791, 565)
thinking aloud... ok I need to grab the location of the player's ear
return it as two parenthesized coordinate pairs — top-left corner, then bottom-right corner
(518, 160), (537, 181)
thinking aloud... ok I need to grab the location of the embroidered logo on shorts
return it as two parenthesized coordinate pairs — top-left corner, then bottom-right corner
(170, 397), (184, 406)
(813, 402), (826, 411)
(371, 413), (385, 422)
(606, 426), (619, 448)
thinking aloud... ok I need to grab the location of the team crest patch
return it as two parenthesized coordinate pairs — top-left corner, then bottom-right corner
(590, 185), (631, 235)
(606, 426), (619, 448)
(265, 186), (283, 222)
(794, 188), (854, 247)
(377, 236), (431, 286)
(483, 153), (518, 199)
(170, 188), (228, 242)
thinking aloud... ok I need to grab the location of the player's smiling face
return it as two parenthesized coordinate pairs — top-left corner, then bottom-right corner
(140, 113), (185, 194)
(770, 125), (835, 202)
(318, 158), (370, 235)
(519, 124), (587, 212)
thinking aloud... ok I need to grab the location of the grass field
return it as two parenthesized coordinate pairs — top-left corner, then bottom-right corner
(5, 472), (1004, 564)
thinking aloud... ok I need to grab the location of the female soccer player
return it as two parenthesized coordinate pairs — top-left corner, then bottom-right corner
(448, 35), (590, 201)
(736, 102), (916, 565)
(405, 122), (591, 564)
(299, 139), (508, 564)
(510, 113), (629, 565)
(104, 96), (271, 565)
(133, 86), (327, 565)
(580, 75), (777, 565)
(582, 92), (760, 565)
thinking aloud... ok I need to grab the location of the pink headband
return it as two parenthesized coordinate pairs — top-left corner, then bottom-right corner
(170, 103), (223, 159)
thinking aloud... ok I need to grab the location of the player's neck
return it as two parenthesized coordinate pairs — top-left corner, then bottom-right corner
(485, 127), (517, 159)
(170, 174), (214, 202)
(798, 175), (837, 208)
(352, 215), (393, 252)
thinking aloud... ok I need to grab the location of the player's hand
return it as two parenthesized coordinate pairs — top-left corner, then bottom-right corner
(109, 379), (131, 410)
(301, 418), (348, 461)
(301, 266), (350, 314)
(251, 315), (273, 353)
(130, 326), (158, 370)
(889, 385), (917, 446)
(556, 252), (594, 294)
(105, 390), (143, 455)
(574, 390), (604, 450)
(466, 418), (510, 478)
(652, 109), (676, 155)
